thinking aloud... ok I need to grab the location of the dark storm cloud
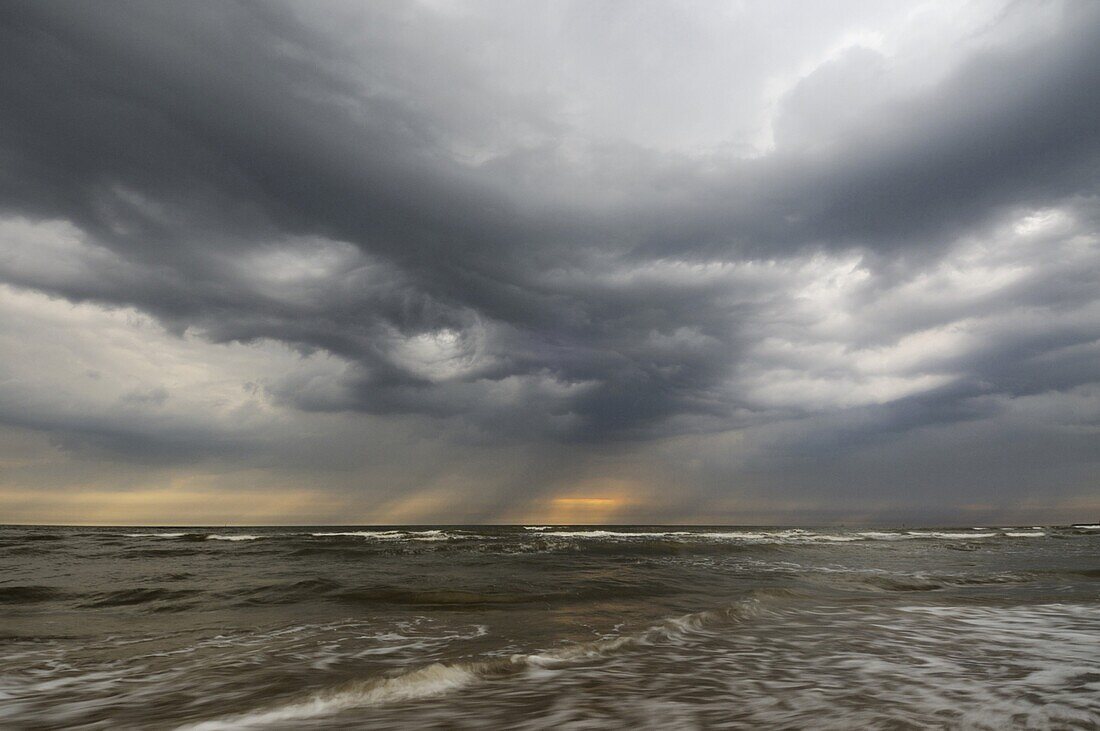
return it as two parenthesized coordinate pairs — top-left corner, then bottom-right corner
(0, 0), (1099, 467)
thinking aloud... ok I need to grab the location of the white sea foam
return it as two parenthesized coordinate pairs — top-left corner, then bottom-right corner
(533, 528), (990, 544)
(178, 597), (772, 729)
(178, 663), (480, 730)
(310, 531), (405, 539)
(1071, 524), (1100, 529)
(123, 532), (262, 541)
(906, 531), (997, 539)
(694, 531), (863, 543)
(538, 530), (690, 539)
(309, 530), (450, 541)
(122, 527), (1063, 547)
(516, 528), (1049, 544)
(538, 529), (803, 542)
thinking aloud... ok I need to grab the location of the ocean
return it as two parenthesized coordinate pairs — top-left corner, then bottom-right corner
(1, 524), (1098, 729)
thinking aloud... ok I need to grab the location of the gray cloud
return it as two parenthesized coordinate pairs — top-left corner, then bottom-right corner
(0, 0), (1098, 519)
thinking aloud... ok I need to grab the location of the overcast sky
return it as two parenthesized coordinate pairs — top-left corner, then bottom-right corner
(1, 0), (1098, 525)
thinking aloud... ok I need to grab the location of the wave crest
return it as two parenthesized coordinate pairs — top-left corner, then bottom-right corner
(179, 591), (789, 729)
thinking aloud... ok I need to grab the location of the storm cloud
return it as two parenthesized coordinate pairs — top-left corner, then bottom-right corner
(1, 0), (1098, 523)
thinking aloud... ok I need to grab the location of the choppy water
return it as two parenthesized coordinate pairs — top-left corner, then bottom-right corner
(2, 525), (1098, 729)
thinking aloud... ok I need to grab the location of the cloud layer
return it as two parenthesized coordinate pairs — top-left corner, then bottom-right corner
(1, 0), (1098, 523)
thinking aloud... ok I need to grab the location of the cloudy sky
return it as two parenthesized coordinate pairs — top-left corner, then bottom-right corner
(1, 0), (1098, 525)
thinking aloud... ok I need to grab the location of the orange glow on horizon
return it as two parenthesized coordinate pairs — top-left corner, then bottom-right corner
(551, 497), (618, 507)
(540, 496), (626, 523)
(513, 479), (647, 523)
(0, 485), (344, 526)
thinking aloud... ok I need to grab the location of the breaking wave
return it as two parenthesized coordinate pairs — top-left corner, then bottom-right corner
(4, 523), (1097, 729)
(309, 530), (451, 541)
(114, 526), (1081, 549)
(179, 592), (785, 730)
(124, 533), (265, 541)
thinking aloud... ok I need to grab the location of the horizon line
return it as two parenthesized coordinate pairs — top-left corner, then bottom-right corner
(2, 521), (1082, 529)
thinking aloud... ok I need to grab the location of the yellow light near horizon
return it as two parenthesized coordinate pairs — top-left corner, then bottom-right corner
(551, 497), (618, 507)
(540, 495), (627, 523)
(0, 485), (343, 526)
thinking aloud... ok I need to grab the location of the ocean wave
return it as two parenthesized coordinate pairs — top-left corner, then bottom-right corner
(335, 587), (549, 607)
(536, 530), (693, 539)
(123, 532), (265, 542)
(823, 570), (1037, 593)
(525, 527), (1071, 544)
(308, 530), (451, 541)
(541, 538), (778, 557)
(234, 578), (539, 608)
(536, 529), (830, 541)
(905, 531), (997, 539)
(234, 578), (342, 605)
(521, 528), (981, 544)
(104, 526), (1093, 551)
(179, 662), (481, 730)
(233, 577), (671, 608)
(79, 587), (200, 609)
(178, 591), (788, 730)
(1067, 568), (1100, 578)
(121, 547), (207, 558)
(0, 585), (71, 604)
(126, 532), (212, 542)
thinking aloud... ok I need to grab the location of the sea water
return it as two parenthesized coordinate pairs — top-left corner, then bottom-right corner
(2, 524), (1098, 728)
